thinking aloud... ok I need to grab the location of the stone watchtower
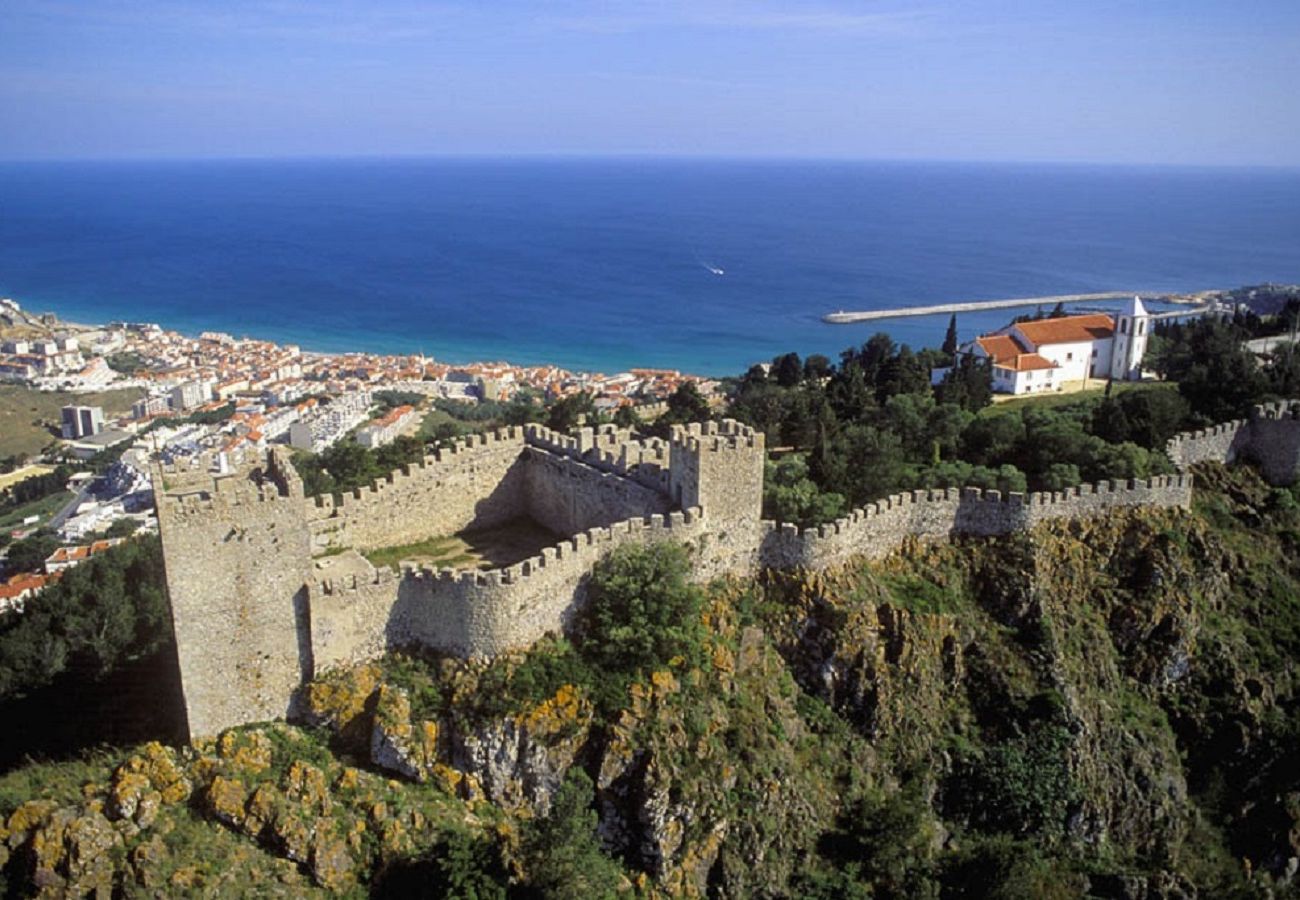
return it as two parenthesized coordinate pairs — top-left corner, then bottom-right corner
(668, 420), (765, 528)
(154, 447), (313, 737)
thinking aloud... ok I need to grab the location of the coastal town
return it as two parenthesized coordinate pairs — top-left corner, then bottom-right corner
(2, 283), (1297, 616)
(0, 296), (721, 610)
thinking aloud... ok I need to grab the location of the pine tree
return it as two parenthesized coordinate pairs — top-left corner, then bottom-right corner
(942, 314), (959, 358)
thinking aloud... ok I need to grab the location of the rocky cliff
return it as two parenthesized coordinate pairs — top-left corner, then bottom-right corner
(2, 461), (1299, 897)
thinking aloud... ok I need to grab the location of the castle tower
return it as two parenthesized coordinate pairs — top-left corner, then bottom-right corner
(155, 447), (313, 738)
(1109, 295), (1150, 381)
(667, 419), (765, 525)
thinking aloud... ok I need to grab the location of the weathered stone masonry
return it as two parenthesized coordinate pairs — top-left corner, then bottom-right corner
(1165, 400), (1300, 486)
(160, 405), (1300, 739)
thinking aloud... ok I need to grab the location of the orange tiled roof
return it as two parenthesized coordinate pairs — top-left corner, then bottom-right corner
(1, 573), (48, 595)
(975, 336), (1058, 373)
(1014, 313), (1115, 346)
(1001, 353), (1058, 372)
(974, 335), (1027, 365)
(371, 405), (415, 428)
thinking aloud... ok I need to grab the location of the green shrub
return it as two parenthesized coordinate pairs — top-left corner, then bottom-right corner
(573, 543), (707, 713)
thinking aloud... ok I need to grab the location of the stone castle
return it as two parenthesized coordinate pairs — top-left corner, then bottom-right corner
(156, 403), (1300, 739)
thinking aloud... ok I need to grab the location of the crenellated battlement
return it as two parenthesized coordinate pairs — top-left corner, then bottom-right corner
(1166, 399), (1300, 484)
(309, 426), (526, 515)
(669, 418), (763, 454)
(762, 474), (1193, 571)
(1252, 399), (1300, 420)
(154, 446), (304, 523)
(162, 408), (1243, 740)
(522, 424), (672, 492)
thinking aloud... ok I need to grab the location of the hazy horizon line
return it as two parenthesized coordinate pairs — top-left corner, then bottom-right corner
(1, 151), (1298, 173)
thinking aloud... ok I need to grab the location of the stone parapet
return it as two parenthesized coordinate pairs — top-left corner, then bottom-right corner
(309, 506), (709, 669)
(761, 475), (1192, 572)
(1166, 399), (1300, 484)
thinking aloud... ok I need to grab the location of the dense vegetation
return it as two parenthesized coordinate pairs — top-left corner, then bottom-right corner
(0, 536), (169, 702)
(0, 463), (72, 509)
(0, 535), (186, 771)
(728, 314), (1300, 525)
(292, 435), (428, 498)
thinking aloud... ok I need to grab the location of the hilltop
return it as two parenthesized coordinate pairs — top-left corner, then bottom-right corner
(1, 461), (1299, 896)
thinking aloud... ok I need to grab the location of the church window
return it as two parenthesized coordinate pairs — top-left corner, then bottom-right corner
(1120, 320), (1128, 334)
(1138, 321), (1145, 335)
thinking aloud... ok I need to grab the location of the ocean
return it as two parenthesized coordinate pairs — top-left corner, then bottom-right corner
(0, 158), (1297, 376)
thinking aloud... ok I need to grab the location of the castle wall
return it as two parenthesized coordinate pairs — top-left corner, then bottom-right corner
(524, 424), (673, 494)
(762, 476), (1193, 572)
(522, 447), (673, 537)
(308, 508), (712, 666)
(155, 450), (313, 738)
(160, 408), (1242, 739)
(308, 476), (1191, 672)
(1237, 402), (1300, 485)
(308, 567), (403, 671)
(1165, 419), (1249, 470)
(1165, 401), (1300, 486)
(669, 421), (766, 524)
(308, 429), (528, 553)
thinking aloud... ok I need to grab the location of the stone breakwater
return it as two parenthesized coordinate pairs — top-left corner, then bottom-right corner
(157, 403), (1300, 739)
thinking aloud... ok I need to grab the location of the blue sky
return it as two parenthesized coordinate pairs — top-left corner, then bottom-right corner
(2, 0), (1298, 164)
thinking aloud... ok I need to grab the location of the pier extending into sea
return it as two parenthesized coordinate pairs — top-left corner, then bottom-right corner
(822, 291), (1210, 325)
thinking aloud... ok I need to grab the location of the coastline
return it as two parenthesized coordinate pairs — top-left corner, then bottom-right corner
(15, 291), (1201, 381)
(4, 159), (1299, 377)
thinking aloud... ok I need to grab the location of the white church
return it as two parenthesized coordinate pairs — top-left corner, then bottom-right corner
(953, 296), (1150, 395)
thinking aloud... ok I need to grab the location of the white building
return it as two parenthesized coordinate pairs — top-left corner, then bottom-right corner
(170, 380), (212, 411)
(957, 297), (1150, 396)
(60, 404), (105, 439)
(133, 395), (172, 419)
(356, 405), (417, 448)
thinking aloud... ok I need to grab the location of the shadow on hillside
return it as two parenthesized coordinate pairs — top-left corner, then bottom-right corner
(0, 645), (187, 774)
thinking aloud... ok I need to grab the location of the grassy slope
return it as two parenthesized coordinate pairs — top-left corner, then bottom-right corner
(0, 489), (73, 531)
(978, 380), (1178, 418)
(0, 385), (142, 459)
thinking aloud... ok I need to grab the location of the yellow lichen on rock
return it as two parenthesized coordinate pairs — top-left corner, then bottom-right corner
(309, 828), (355, 891)
(217, 730), (274, 776)
(285, 761), (332, 817)
(205, 775), (249, 828)
(303, 663), (381, 736)
(107, 770), (151, 821)
(244, 783), (281, 836)
(521, 682), (590, 736)
(651, 670), (681, 698)
(5, 800), (57, 848)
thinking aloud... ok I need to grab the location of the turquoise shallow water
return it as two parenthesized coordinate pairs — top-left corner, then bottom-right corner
(0, 158), (1297, 375)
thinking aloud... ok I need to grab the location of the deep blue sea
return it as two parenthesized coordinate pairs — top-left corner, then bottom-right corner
(0, 158), (1297, 376)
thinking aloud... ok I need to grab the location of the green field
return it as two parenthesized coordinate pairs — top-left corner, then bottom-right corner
(978, 380), (1178, 418)
(0, 385), (143, 460)
(0, 464), (53, 491)
(0, 490), (72, 532)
